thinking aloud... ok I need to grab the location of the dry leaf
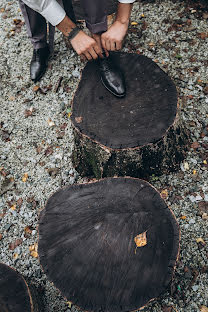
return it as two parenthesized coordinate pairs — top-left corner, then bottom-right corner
(160, 189), (168, 199)
(200, 306), (208, 312)
(75, 116), (83, 123)
(131, 21), (138, 25)
(66, 301), (72, 308)
(29, 243), (38, 257)
(184, 162), (189, 170)
(13, 253), (18, 259)
(47, 119), (55, 127)
(134, 231), (147, 253)
(10, 204), (16, 211)
(22, 173), (28, 182)
(33, 85), (40, 92)
(196, 238), (206, 245)
(180, 215), (187, 220)
(30, 251), (38, 258)
(0, 234), (3, 241)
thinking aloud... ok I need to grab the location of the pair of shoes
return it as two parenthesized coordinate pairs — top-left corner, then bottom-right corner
(98, 52), (126, 98)
(30, 46), (50, 82)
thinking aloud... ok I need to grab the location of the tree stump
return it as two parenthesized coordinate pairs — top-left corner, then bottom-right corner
(38, 177), (180, 312)
(0, 263), (40, 312)
(71, 52), (190, 179)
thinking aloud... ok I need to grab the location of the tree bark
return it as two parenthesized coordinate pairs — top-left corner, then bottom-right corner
(38, 177), (180, 312)
(71, 52), (190, 179)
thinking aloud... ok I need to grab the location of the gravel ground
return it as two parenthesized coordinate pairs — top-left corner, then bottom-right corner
(0, 0), (208, 311)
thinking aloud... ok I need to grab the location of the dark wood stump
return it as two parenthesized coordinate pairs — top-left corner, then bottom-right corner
(0, 263), (40, 312)
(38, 177), (180, 312)
(71, 52), (190, 179)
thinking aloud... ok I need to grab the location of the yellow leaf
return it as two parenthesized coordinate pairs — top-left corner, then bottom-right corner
(68, 112), (72, 118)
(134, 231), (147, 253)
(11, 205), (16, 211)
(196, 238), (206, 245)
(193, 169), (197, 175)
(203, 160), (207, 165)
(30, 251), (38, 258)
(160, 189), (168, 199)
(141, 14), (145, 17)
(180, 215), (187, 220)
(200, 306), (208, 312)
(66, 301), (72, 308)
(13, 253), (18, 259)
(131, 21), (138, 26)
(22, 173), (28, 182)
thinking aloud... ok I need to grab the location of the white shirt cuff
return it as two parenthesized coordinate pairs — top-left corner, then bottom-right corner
(118, 0), (136, 3)
(41, 0), (66, 26)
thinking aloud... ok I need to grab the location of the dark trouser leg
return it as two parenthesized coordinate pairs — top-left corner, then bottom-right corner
(80, 0), (107, 34)
(18, 0), (47, 49)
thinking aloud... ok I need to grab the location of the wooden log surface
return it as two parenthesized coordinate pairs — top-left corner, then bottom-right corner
(38, 177), (180, 312)
(71, 52), (190, 179)
(0, 263), (40, 312)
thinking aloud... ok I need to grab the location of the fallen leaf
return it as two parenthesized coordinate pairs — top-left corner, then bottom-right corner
(10, 204), (16, 210)
(75, 116), (83, 123)
(184, 162), (189, 170)
(22, 173), (28, 182)
(9, 238), (22, 250)
(24, 225), (33, 238)
(13, 253), (18, 259)
(191, 141), (200, 149)
(33, 85), (40, 92)
(131, 21), (138, 26)
(196, 238), (206, 245)
(181, 215), (187, 220)
(0, 234), (2, 241)
(30, 251), (38, 258)
(160, 189), (168, 199)
(134, 231), (147, 253)
(66, 301), (72, 308)
(44, 146), (53, 156)
(47, 118), (55, 127)
(193, 170), (197, 175)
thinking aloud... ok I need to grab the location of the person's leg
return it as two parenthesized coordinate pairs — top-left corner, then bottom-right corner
(18, 0), (47, 49)
(80, 0), (108, 35)
(19, 0), (50, 82)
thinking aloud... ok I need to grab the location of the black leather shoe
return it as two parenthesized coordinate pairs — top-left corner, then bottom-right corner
(30, 46), (50, 82)
(98, 54), (126, 98)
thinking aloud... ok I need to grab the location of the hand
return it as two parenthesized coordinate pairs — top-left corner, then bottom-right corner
(101, 20), (129, 51)
(70, 30), (103, 60)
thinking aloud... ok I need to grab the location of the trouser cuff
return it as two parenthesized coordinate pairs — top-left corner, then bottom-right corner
(86, 18), (108, 34)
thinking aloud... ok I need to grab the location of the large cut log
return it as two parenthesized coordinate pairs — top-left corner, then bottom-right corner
(38, 177), (180, 312)
(71, 52), (190, 179)
(0, 263), (40, 312)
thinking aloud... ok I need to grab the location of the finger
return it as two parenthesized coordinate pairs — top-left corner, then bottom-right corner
(80, 54), (87, 61)
(84, 51), (93, 60)
(93, 44), (103, 58)
(106, 40), (111, 51)
(89, 47), (98, 60)
(116, 41), (122, 51)
(110, 41), (116, 51)
(101, 37), (107, 51)
(104, 48), (109, 57)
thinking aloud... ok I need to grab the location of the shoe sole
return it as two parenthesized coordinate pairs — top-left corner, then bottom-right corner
(101, 77), (126, 98)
